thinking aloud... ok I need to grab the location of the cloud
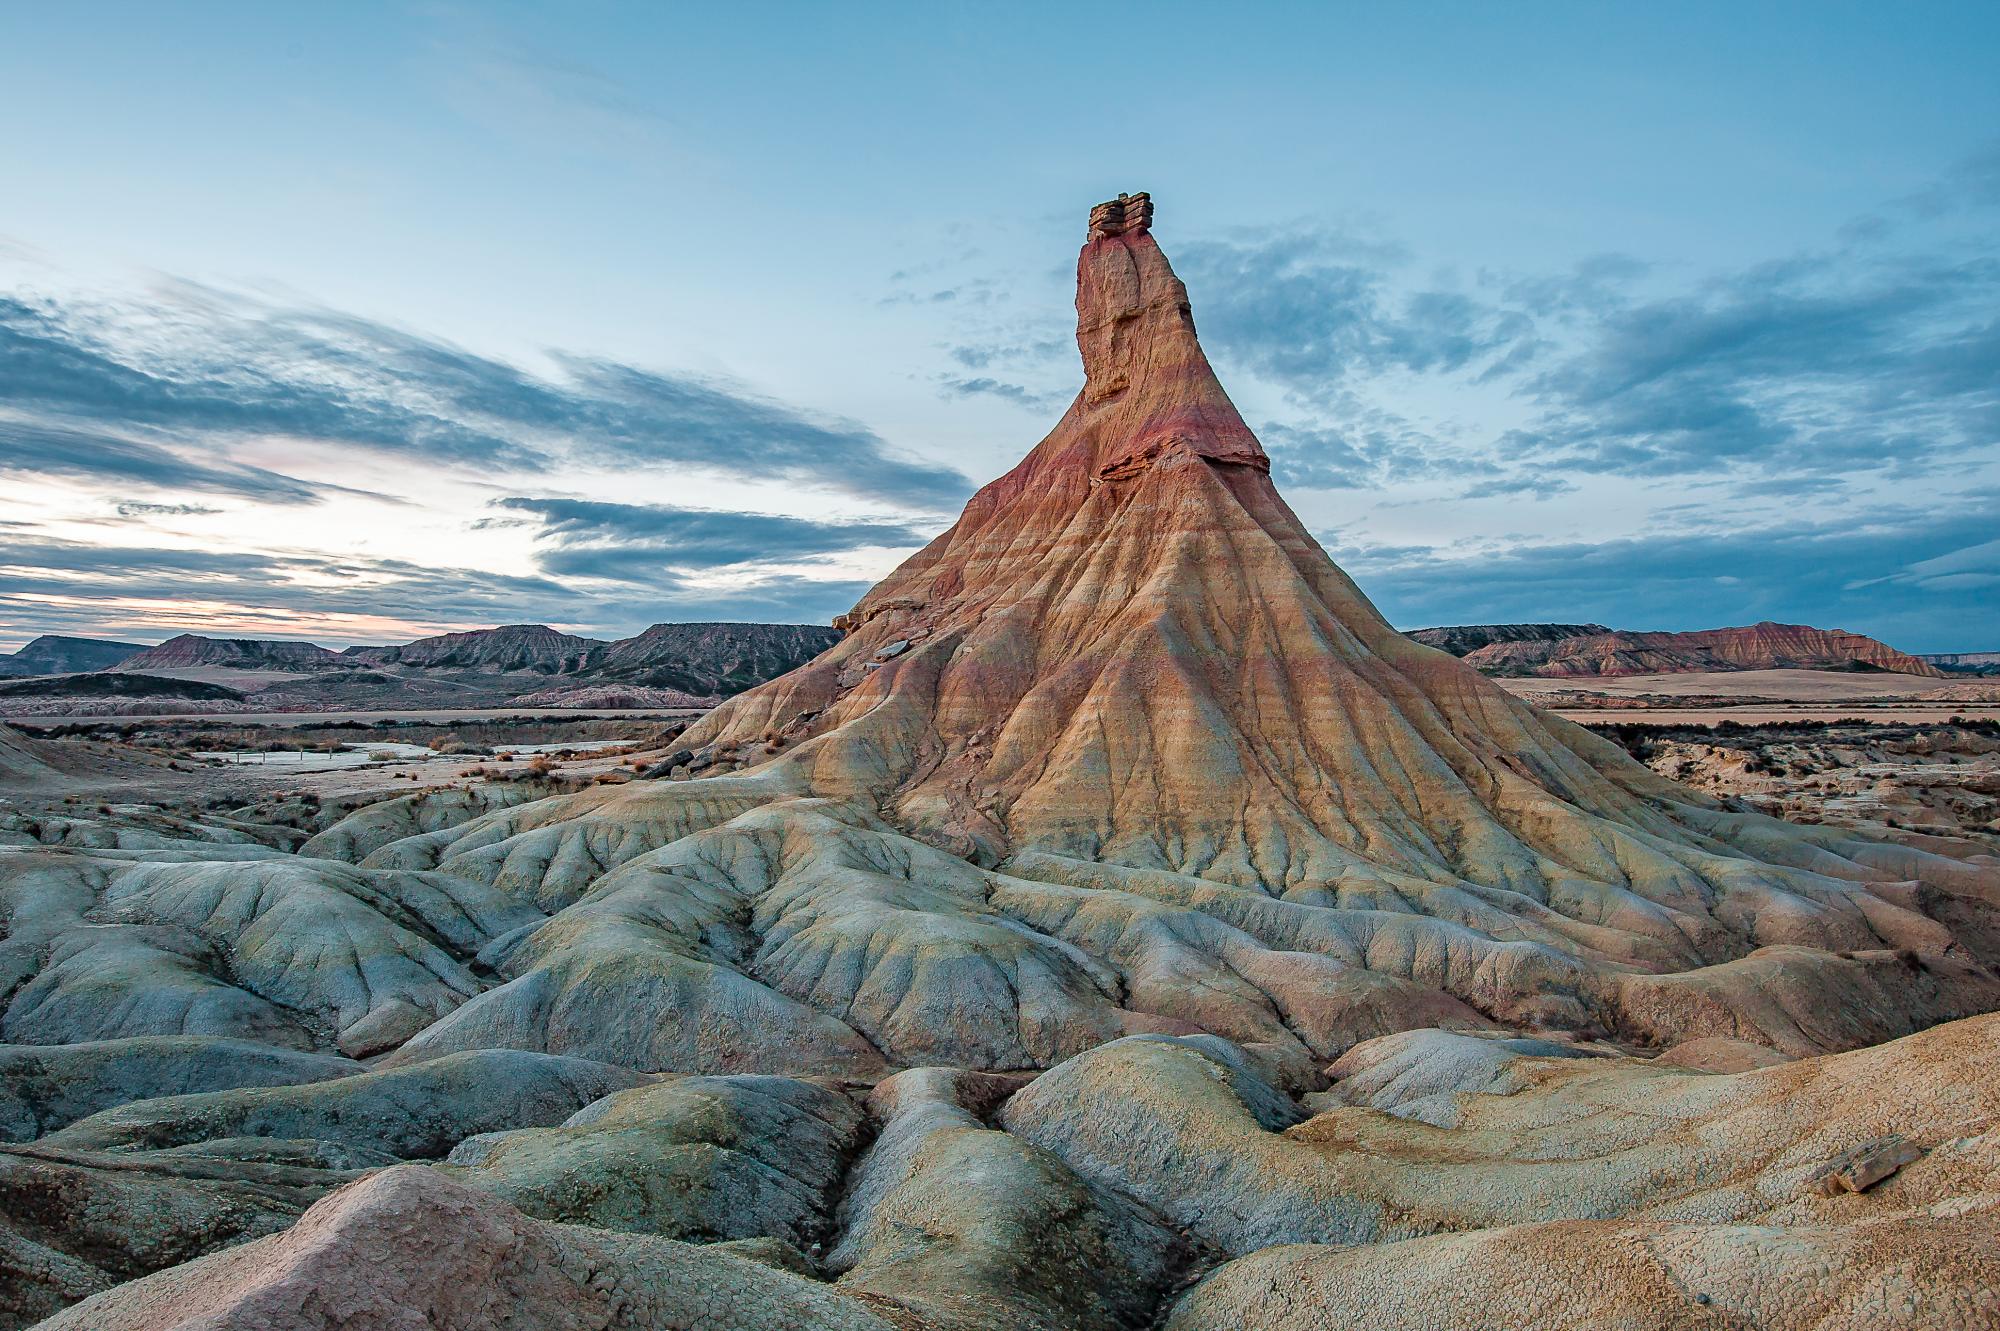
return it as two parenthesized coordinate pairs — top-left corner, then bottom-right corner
(0, 533), (570, 640)
(492, 496), (931, 585)
(1102, 189), (2000, 506)
(1495, 253), (1652, 322)
(1899, 138), (2000, 220)
(1260, 410), (1492, 492)
(427, 24), (685, 163)
(944, 335), (1069, 372)
(0, 530), (865, 645)
(0, 417), (327, 504)
(1850, 536), (2000, 594)
(1455, 475), (1576, 501)
(934, 374), (1062, 410)
(115, 501), (223, 518)
(1173, 229), (1536, 402)
(0, 288), (972, 510)
(1335, 504), (1998, 652)
(1509, 251), (2000, 480)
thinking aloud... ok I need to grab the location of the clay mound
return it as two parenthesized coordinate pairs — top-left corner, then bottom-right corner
(1003, 1012), (2000, 1256)
(1165, 1212), (2000, 1330)
(30, 1014), (2000, 1331)
(0, 723), (163, 791)
(0, 850), (545, 1054)
(0, 723), (59, 785)
(32, 1163), (898, 1331)
(1018, 1015), (2000, 1330)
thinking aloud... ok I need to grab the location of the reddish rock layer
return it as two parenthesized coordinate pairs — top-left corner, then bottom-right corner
(1461, 621), (1944, 678)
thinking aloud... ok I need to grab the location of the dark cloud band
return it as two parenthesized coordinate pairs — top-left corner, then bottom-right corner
(0, 290), (972, 510)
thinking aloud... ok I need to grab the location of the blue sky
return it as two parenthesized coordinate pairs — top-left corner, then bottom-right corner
(1, 1), (1995, 651)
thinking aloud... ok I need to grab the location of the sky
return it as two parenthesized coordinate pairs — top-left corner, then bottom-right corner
(1, 1), (1996, 653)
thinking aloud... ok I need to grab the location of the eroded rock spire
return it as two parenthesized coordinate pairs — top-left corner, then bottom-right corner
(1071, 191), (1266, 472)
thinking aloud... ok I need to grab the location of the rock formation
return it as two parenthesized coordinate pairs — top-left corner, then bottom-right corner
(1432, 620), (1945, 678)
(585, 622), (841, 696)
(348, 624), (606, 674)
(0, 637), (144, 678)
(1405, 622), (1611, 656)
(502, 683), (719, 709)
(11, 623), (841, 716)
(1926, 650), (2000, 676)
(115, 634), (349, 673)
(0, 724), (61, 787)
(0, 673), (244, 704)
(3, 195), (1997, 1329)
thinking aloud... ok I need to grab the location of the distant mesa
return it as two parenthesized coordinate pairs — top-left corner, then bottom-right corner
(1409, 620), (1944, 679)
(0, 635), (145, 678)
(117, 633), (349, 674)
(585, 622), (840, 696)
(346, 624), (606, 675)
(1924, 650), (2000, 677)
(1403, 623), (1612, 658)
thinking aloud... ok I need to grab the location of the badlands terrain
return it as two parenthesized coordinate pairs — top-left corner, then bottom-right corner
(3, 196), (1997, 1330)
(0, 622), (838, 717)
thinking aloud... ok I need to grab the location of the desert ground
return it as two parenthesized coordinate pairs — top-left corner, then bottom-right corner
(4, 706), (706, 730)
(1499, 668), (2000, 726)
